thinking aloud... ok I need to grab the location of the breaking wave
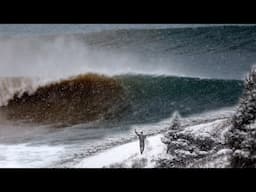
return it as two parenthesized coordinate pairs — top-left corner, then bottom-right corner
(0, 77), (41, 106)
(0, 73), (244, 127)
(0, 74), (128, 125)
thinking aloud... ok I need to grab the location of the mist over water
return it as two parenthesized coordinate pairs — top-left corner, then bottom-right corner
(0, 35), (167, 80)
(0, 24), (256, 80)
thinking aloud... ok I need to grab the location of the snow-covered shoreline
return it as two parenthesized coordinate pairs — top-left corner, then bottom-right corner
(73, 116), (231, 168)
(0, 107), (234, 168)
(74, 133), (166, 168)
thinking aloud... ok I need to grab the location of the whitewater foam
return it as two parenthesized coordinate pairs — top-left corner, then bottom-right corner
(0, 143), (65, 168)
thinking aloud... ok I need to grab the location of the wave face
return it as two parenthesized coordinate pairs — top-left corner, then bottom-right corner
(0, 74), (129, 125)
(116, 75), (243, 124)
(0, 74), (243, 127)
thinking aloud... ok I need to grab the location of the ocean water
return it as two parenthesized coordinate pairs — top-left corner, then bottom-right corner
(0, 24), (254, 167)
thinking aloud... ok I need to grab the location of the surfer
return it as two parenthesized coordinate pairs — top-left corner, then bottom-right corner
(135, 129), (147, 154)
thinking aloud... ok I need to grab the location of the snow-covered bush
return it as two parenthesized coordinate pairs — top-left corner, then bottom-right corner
(227, 66), (256, 167)
(157, 111), (225, 168)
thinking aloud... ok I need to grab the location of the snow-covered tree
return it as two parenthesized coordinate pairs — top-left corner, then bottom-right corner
(231, 67), (256, 130)
(227, 66), (256, 167)
(168, 111), (181, 131)
(161, 111), (182, 153)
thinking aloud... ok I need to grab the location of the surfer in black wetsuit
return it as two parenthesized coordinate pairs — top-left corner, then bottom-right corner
(135, 129), (147, 154)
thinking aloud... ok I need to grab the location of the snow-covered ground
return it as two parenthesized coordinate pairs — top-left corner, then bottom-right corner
(74, 134), (166, 168)
(73, 117), (231, 168)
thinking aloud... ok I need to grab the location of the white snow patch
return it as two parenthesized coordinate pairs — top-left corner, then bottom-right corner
(74, 134), (166, 168)
(181, 119), (226, 140)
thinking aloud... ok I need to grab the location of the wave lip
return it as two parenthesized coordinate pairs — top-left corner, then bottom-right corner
(0, 77), (40, 107)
